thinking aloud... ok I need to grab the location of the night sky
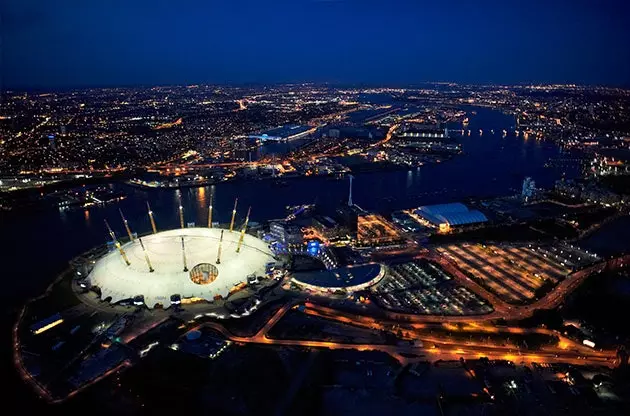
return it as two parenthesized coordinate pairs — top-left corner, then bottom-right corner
(2, 0), (629, 88)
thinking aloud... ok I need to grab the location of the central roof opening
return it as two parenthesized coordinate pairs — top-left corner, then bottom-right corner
(190, 263), (219, 285)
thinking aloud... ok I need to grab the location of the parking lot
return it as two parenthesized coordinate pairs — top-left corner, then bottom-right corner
(534, 243), (600, 270)
(437, 244), (575, 304)
(372, 260), (492, 315)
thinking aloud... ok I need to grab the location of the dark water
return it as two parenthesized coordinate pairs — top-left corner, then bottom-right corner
(0, 107), (582, 308)
(580, 215), (630, 257)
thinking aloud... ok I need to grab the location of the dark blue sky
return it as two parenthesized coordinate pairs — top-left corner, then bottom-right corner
(2, 0), (629, 88)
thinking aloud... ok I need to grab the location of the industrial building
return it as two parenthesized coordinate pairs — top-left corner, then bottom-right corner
(312, 215), (350, 241)
(269, 221), (304, 245)
(397, 123), (449, 140)
(356, 214), (406, 246)
(522, 177), (536, 201)
(413, 203), (488, 233)
(592, 149), (630, 176)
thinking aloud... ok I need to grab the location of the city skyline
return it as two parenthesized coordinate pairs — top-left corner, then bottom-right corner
(4, 2), (630, 414)
(2, 0), (630, 89)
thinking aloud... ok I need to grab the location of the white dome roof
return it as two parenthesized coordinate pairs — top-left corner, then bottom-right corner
(88, 227), (274, 308)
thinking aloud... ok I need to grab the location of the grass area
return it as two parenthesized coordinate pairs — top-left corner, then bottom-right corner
(114, 344), (291, 414)
(221, 299), (285, 337)
(528, 219), (577, 239)
(268, 310), (393, 344)
(561, 270), (630, 343)
(566, 206), (618, 231)
(24, 270), (80, 322)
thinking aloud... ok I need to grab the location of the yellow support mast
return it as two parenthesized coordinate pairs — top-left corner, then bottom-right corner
(178, 204), (185, 229)
(216, 230), (224, 264)
(138, 238), (154, 272)
(236, 206), (251, 253)
(208, 191), (213, 228)
(105, 219), (116, 241)
(181, 236), (188, 272)
(229, 198), (238, 232)
(115, 242), (131, 266)
(119, 208), (134, 242)
(147, 202), (157, 234)
(104, 220), (130, 266)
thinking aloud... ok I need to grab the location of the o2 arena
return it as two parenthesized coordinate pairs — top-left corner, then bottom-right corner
(87, 202), (276, 308)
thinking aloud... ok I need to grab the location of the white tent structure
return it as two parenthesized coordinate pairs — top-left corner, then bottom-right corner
(88, 228), (274, 308)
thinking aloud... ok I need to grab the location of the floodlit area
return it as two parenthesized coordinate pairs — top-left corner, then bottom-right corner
(437, 243), (577, 304)
(356, 214), (405, 245)
(537, 243), (600, 269)
(372, 260), (492, 315)
(88, 228), (275, 308)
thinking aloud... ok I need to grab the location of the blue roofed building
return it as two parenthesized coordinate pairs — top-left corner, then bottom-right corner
(414, 202), (488, 233)
(292, 263), (385, 293)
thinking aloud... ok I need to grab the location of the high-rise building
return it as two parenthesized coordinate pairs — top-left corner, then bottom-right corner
(269, 222), (303, 245)
(47, 134), (56, 150)
(348, 175), (354, 206)
(328, 128), (340, 138)
(522, 177), (536, 201)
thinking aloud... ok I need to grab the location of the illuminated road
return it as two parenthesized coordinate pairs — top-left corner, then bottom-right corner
(186, 253), (618, 369)
(195, 301), (616, 369)
(198, 260), (619, 368)
(200, 252), (622, 371)
(372, 122), (401, 147)
(13, 305), (53, 401)
(15, 116), (51, 138)
(253, 301), (299, 338)
(299, 304), (611, 360)
(14, 250), (623, 403)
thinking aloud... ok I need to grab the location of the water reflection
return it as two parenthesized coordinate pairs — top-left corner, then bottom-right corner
(196, 186), (207, 209)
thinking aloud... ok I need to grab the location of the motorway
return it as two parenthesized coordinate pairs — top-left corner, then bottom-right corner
(300, 303), (614, 364)
(195, 299), (617, 369)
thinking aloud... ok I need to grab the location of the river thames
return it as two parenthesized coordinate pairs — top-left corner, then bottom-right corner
(0, 106), (585, 308)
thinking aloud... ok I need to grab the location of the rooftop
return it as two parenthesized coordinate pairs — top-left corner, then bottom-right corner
(88, 227), (275, 308)
(415, 202), (488, 226)
(292, 263), (384, 290)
